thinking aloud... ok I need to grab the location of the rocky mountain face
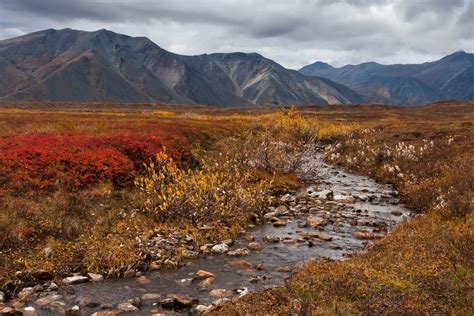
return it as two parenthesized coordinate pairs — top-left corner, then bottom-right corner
(299, 51), (474, 106)
(0, 28), (362, 106)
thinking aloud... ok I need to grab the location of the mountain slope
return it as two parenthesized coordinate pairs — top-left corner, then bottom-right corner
(299, 51), (474, 106)
(0, 28), (362, 106)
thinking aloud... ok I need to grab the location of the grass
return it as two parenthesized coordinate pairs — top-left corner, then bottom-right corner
(0, 101), (473, 314)
(212, 100), (474, 315)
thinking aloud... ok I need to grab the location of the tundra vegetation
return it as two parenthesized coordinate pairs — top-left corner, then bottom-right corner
(0, 101), (472, 314)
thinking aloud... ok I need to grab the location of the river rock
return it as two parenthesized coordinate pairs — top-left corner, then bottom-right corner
(173, 295), (198, 308)
(353, 231), (377, 239)
(34, 294), (62, 306)
(310, 189), (333, 200)
(227, 248), (250, 256)
(87, 273), (104, 282)
(197, 277), (215, 290)
(306, 215), (327, 228)
(275, 266), (292, 273)
(0, 292), (4, 303)
(391, 210), (402, 216)
(247, 242), (262, 251)
(194, 305), (211, 313)
(211, 243), (229, 254)
(18, 287), (34, 300)
(333, 194), (355, 203)
(63, 276), (89, 285)
(195, 270), (215, 279)
(272, 220), (287, 227)
(227, 259), (253, 270)
(117, 302), (138, 312)
(141, 293), (161, 301)
(0, 307), (22, 316)
(135, 276), (151, 284)
(305, 231), (333, 241)
(263, 235), (280, 243)
(65, 305), (81, 316)
(208, 289), (233, 298)
(91, 311), (122, 316)
(182, 250), (199, 259)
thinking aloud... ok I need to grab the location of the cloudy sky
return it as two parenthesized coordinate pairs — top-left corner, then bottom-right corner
(0, 0), (472, 68)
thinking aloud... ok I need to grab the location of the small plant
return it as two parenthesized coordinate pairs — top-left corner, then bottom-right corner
(135, 150), (269, 225)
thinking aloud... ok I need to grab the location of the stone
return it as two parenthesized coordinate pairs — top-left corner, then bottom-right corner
(135, 276), (151, 284)
(195, 270), (215, 279)
(211, 243), (229, 254)
(263, 235), (280, 243)
(65, 305), (81, 316)
(194, 305), (211, 313)
(306, 215), (327, 228)
(275, 266), (292, 273)
(127, 297), (141, 307)
(160, 298), (175, 309)
(18, 287), (35, 300)
(141, 293), (161, 301)
(352, 231), (377, 239)
(227, 248), (250, 256)
(43, 247), (54, 258)
(333, 194), (355, 203)
(304, 231), (333, 241)
(182, 250), (199, 259)
(247, 242), (262, 251)
(0, 292), (4, 303)
(173, 295), (198, 308)
(62, 276), (89, 285)
(34, 294), (62, 306)
(163, 259), (178, 268)
(87, 273), (104, 282)
(0, 307), (22, 316)
(272, 220), (287, 227)
(208, 289), (233, 298)
(91, 311), (122, 316)
(123, 269), (136, 278)
(227, 259), (253, 270)
(197, 277), (215, 289)
(117, 303), (138, 312)
(310, 190), (333, 200)
(391, 210), (403, 216)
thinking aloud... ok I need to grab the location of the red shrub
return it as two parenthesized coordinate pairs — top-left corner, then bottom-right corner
(0, 133), (194, 194)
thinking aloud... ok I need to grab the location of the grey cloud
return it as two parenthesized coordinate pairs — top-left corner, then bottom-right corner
(0, 0), (472, 69)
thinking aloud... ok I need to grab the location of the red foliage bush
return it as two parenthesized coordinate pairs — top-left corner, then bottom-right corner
(0, 133), (194, 194)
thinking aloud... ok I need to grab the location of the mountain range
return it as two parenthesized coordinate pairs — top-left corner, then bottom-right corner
(0, 28), (472, 107)
(0, 28), (361, 107)
(299, 51), (474, 106)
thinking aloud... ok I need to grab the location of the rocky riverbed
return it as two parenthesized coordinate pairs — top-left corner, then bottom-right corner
(0, 154), (410, 315)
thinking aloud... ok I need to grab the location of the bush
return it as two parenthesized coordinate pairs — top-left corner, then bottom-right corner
(221, 106), (319, 174)
(135, 151), (269, 225)
(0, 134), (194, 194)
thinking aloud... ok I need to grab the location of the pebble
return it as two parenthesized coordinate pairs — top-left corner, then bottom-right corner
(247, 242), (262, 251)
(87, 273), (104, 282)
(117, 302), (138, 312)
(211, 243), (229, 254)
(62, 276), (89, 285)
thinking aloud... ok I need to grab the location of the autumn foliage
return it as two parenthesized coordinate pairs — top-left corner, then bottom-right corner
(0, 133), (193, 194)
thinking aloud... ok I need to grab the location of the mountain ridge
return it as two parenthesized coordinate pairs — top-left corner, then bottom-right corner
(299, 51), (474, 106)
(0, 28), (362, 107)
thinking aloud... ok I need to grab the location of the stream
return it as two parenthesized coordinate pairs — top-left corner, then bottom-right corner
(20, 154), (411, 315)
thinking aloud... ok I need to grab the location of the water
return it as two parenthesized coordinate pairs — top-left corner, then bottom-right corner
(25, 155), (410, 315)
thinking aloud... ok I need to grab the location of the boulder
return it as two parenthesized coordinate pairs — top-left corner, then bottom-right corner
(306, 216), (327, 228)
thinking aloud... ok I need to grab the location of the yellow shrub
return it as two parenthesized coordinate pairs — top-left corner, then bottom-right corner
(135, 151), (268, 225)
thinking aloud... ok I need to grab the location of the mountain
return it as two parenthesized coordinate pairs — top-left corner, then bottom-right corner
(0, 28), (362, 106)
(299, 51), (474, 106)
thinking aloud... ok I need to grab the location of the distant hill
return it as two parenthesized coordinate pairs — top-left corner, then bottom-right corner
(0, 28), (362, 107)
(299, 51), (474, 106)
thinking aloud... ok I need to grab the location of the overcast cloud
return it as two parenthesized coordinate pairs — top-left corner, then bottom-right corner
(0, 0), (472, 68)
